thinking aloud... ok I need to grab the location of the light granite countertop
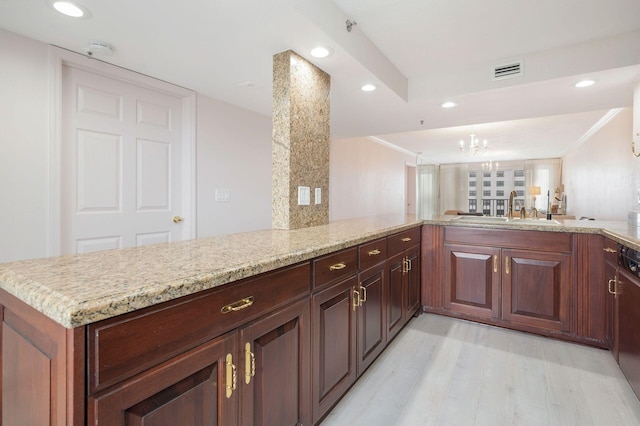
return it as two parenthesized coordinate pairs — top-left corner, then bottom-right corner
(0, 215), (422, 328)
(423, 215), (640, 250)
(2, 214), (640, 329)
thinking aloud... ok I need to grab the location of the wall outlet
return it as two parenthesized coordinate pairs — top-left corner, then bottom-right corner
(315, 188), (322, 205)
(298, 186), (310, 205)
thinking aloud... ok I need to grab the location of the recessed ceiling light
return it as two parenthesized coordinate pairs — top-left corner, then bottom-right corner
(310, 46), (333, 58)
(575, 80), (595, 88)
(50, 1), (91, 18)
(361, 84), (376, 92)
(441, 101), (457, 108)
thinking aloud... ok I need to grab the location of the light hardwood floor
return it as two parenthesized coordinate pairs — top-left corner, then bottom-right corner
(320, 314), (640, 426)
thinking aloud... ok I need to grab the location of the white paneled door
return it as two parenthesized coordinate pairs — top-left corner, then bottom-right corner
(61, 65), (188, 254)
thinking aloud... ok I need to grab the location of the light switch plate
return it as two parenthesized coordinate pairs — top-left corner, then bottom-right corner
(315, 188), (322, 205)
(298, 186), (310, 205)
(215, 188), (231, 202)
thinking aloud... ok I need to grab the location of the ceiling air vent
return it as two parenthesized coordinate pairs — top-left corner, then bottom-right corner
(492, 61), (523, 81)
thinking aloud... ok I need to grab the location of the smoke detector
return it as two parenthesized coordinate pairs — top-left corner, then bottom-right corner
(83, 42), (114, 57)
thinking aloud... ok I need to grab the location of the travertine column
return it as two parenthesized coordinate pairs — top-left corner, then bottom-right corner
(272, 50), (330, 229)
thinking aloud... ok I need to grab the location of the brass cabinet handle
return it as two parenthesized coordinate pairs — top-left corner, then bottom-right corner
(402, 257), (408, 274)
(353, 288), (361, 311)
(407, 258), (412, 271)
(225, 353), (237, 398)
(608, 278), (620, 295)
(493, 255), (498, 273)
(330, 262), (346, 271)
(401, 237), (412, 242)
(221, 296), (254, 314)
(245, 343), (256, 385)
(603, 247), (616, 253)
(172, 215), (184, 223)
(368, 249), (381, 256)
(359, 284), (367, 305)
(505, 256), (510, 274)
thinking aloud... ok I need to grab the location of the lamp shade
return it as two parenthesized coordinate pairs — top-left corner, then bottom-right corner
(528, 186), (541, 196)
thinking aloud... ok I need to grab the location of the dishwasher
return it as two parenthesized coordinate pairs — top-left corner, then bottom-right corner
(618, 245), (640, 398)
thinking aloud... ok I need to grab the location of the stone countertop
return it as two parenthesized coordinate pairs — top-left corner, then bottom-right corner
(424, 215), (640, 251)
(0, 215), (422, 329)
(3, 214), (640, 330)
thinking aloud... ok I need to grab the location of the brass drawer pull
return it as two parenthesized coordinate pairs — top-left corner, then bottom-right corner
(221, 296), (254, 314)
(330, 262), (347, 271)
(401, 237), (412, 242)
(608, 278), (620, 295)
(245, 343), (256, 384)
(603, 247), (616, 253)
(359, 284), (367, 304)
(368, 249), (381, 256)
(225, 353), (237, 398)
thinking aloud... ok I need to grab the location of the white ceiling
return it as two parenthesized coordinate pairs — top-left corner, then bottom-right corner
(1, 0), (639, 163)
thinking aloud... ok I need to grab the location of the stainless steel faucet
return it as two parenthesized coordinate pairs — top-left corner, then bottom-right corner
(508, 190), (517, 219)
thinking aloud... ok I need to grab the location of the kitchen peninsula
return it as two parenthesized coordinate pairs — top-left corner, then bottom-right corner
(2, 215), (640, 425)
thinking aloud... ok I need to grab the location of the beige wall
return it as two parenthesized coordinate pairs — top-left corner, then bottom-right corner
(196, 95), (272, 237)
(0, 29), (50, 262)
(330, 137), (414, 220)
(562, 107), (638, 220)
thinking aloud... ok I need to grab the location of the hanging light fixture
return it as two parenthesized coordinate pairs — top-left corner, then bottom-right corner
(459, 134), (488, 156)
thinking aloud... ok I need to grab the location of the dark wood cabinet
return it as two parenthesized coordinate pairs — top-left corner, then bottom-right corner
(444, 243), (501, 319)
(387, 251), (405, 340)
(0, 290), (85, 426)
(86, 262), (312, 426)
(502, 248), (571, 332)
(387, 228), (422, 341)
(311, 275), (358, 424)
(0, 226), (424, 426)
(605, 254), (619, 361)
(441, 227), (573, 336)
(89, 331), (238, 425)
(406, 245), (421, 318)
(357, 262), (386, 376)
(311, 227), (422, 424)
(240, 299), (311, 426)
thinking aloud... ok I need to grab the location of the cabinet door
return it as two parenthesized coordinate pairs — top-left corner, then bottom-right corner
(405, 245), (421, 319)
(357, 263), (386, 376)
(387, 252), (406, 341)
(239, 299), (311, 426)
(443, 243), (501, 320)
(502, 249), (571, 332)
(605, 260), (619, 361)
(312, 276), (358, 424)
(89, 331), (238, 425)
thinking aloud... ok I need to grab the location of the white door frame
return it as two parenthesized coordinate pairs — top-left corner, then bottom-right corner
(47, 46), (196, 257)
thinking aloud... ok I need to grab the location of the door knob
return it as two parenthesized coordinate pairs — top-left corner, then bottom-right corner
(172, 216), (184, 223)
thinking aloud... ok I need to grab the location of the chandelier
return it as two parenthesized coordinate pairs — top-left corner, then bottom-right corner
(459, 134), (487, 156)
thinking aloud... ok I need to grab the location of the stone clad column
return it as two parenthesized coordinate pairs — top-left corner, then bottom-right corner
(272, 50), (330, 229)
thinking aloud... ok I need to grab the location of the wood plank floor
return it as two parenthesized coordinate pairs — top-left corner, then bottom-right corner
(320, 314), (640, 426)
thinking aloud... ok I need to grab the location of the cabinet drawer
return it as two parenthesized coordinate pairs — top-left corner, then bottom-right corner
(313, 247), (358, 290)
(603, 238), (618, 265)
(388, 227), (421, 256)
(359, 238), (387, 271)
(87, 262), (310, 394)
